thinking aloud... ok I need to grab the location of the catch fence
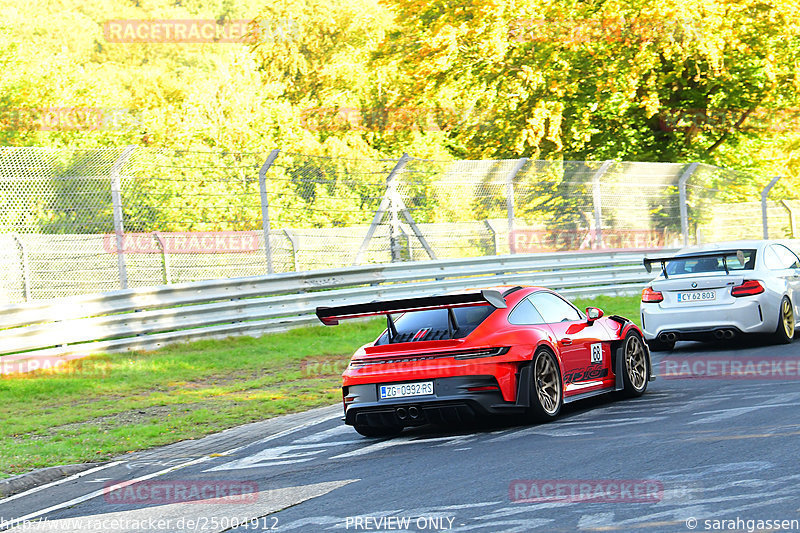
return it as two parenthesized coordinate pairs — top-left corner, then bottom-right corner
(0, 146), (795, 302)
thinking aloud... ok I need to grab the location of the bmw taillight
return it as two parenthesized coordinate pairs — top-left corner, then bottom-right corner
(731, 280), (764, 297)
(642, 287), (663, 303)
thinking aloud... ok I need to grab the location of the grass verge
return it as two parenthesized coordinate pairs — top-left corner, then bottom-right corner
(0, 294), (640, 478)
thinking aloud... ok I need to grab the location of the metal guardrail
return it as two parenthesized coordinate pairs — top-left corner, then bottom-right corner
(0, 249), (676, 365)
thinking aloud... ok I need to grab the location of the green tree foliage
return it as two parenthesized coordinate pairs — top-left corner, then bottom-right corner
(251, 0), (390, 105)
(375, 0), (800, 167)
(1, 0), (800, 235)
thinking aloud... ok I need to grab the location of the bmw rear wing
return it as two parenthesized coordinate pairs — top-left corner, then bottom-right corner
(315, 290), (507, 326)
(643, 250), (746, 279)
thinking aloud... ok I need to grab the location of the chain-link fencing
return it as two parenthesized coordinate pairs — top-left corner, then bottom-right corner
(0, 146), (797, 303)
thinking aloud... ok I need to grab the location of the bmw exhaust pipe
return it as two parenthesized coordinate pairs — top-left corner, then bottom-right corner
(659, 332), (678, 343)
(713, 330), (725, 340)
(408, 406), (420, 419)
(396, 407), (408, 420)
(724, 329), (735, 339)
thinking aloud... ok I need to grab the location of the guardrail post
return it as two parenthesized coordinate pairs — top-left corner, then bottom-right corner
(259, 149), (281, 275)
(761, 176), (781, 239)
(678, 162), (699, 246)
(781, 200), (797, 238)
(110, 145), (136, 290)
(506, 157), (528, 254)
(591, 160), (614, 249)
(283, 228), (299, 271)
(152, 232), (171, 284)
(11, 233), (30, 302)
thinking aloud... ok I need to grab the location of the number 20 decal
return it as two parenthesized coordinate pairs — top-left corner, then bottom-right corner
(590, 343), (603, 364)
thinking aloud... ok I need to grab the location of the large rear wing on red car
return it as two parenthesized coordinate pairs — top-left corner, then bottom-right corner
(315, 289), (507, 326)
(643, 250), (746, 279)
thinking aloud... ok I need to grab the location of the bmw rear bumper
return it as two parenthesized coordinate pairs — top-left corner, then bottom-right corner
(641, 297), (777, 341)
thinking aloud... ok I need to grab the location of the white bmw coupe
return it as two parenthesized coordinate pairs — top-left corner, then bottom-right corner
(640, 240), (800, 351)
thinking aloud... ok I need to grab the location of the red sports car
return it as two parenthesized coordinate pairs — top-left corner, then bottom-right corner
(316, 286), (653, 437)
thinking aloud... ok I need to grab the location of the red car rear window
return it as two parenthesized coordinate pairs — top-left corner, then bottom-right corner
(375, 306), (495, 345)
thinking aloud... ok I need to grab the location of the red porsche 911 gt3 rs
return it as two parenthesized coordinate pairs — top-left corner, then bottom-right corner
(315, 286), (653, 437)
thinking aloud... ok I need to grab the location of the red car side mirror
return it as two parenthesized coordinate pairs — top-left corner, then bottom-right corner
(586, 307), (604, 323)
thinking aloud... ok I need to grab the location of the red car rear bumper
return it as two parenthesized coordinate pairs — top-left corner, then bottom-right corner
(342, 356), (533, 427)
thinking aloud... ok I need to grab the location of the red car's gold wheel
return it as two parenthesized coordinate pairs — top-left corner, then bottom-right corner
(526, 349), (562, 422)
(535, 352), (561, 415)
(625, 334), (648, 392)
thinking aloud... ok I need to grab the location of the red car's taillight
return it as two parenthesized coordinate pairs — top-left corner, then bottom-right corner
(642, 287), (663, 303)
(467, 386), (500, 392)
(731, 280), (764, 297)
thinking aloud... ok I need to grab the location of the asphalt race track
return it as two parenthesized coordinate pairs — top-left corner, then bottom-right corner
(2, 337), (800, 533)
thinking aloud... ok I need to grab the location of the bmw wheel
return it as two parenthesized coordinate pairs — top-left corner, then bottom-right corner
(773, 296), (795, 344)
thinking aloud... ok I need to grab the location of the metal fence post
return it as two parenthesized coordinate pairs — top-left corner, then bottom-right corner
(259, 149), (281, 275)
(678, 162), (699, 246)
(484, 220), (500, 255)
(283, 229), (299, 272)
(781, 200), (797, 238)
(110, 145), (136, 290)
(399, 206), (437, 261)
(11, 234), (30, 302)
(396, 225), (412, 262)
(353, 154), (412, 265)
(152, 232), (171, 284)
(389, 168), (402, 262)
(761, 176), (781, 239)
(591, 160), (614, 249)
(505, 158), (528, 254)
(404, 226), (413, 261)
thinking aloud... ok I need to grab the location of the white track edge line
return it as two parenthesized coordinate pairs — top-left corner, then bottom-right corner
(1, 406), (342, 530)
(0, 462), (123, 505)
